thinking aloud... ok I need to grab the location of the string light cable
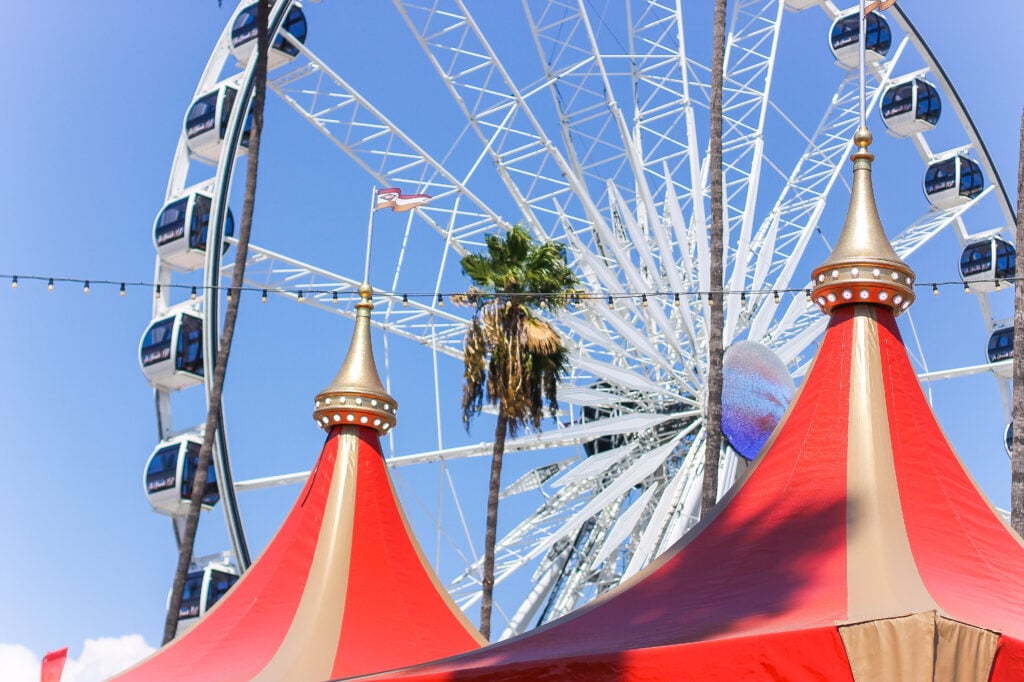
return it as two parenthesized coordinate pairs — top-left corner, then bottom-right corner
(0, 272), (1013, 306)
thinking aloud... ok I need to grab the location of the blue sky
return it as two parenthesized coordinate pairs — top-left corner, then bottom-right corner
(1, 2), (1022, 679)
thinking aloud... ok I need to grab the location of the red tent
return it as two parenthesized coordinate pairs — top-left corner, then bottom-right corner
(344, 130), (1024, 681)
(113, 284), (484, 682)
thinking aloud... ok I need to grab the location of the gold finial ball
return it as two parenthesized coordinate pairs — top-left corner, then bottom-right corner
(853, 126), (873, 150)
(358, 282), (373, 300)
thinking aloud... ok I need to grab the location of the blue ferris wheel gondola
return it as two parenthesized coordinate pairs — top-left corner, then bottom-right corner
(144, 435), (220, 517)
(230, 1), (308, 70)
(880, 77), (941, 137)
(172, 556), (239, 637)
(987, 326), (1013, 377)
(924, 154), (984, 209)
(184, 85), (252, 163)
(154, 192), (235, 272)
(829, 11), (891, 69)
(960, 237), (1015, 292)
(139, 311), (205, 390)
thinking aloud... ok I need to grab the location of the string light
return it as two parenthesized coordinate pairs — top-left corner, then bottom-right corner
(1, 273), (1014, 305)
(261, 289), (268, 303)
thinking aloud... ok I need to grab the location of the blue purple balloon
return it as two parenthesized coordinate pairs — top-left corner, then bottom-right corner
(721, 341), (796, 460)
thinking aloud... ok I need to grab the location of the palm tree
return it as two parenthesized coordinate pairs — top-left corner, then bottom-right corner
(1011, 108), (1024, 535)
(702, 0), (728, 517)
(161, 0), (269, 644)
(460, 225), (579, 640)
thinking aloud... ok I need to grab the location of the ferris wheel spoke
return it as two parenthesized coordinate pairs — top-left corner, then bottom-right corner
(222, 240), (470, 357)
(267, 38), (508, 248)
(394, 0), (602, 239)
(624, 443), (702, 575)
(719, 0), (784, 322)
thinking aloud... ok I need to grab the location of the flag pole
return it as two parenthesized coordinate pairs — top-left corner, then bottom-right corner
(364, 186), (377, 285)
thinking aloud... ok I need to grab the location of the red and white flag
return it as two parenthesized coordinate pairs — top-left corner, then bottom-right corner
(40, 648), (68, 682)
(375, 187), (431, 213)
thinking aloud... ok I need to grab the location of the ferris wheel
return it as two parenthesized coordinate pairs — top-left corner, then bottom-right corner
(141, 0), (1015, 640)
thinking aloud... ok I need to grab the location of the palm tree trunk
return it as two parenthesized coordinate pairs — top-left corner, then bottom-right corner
(702, 0), (728, 517)
(480, 405), (509, 641)
(161, 0), (269, 645)
(1011, 108), (1024, 535)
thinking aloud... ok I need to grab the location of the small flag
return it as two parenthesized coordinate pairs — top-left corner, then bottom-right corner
(375, 187), (431, 213)
(40, 648), (68, 682)
(864, 0), (896, 13)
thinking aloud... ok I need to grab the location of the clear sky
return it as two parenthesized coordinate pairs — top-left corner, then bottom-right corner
(1, 2), (1022, 680)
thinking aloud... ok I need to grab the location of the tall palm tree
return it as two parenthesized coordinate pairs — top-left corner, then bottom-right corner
(162, 0), (269, 644)
(461, 225), (579, 640)
(1011, 109), (1024, 535)
(702, 0), (728, 517)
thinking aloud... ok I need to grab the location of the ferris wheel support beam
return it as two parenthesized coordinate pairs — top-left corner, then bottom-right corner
(268, 34), (509, 249)
(221, 240), (470, 359)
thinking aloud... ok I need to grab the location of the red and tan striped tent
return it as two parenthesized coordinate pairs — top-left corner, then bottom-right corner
(113, 286), (484, 682)
(344, 132), (1024, 681)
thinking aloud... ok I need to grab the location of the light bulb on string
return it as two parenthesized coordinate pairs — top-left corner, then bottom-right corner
(641, 293), (648, 308)
(402, 293), (409, 307)
(261, 289), (268, 303)
(707, 291), (714, 306)
(437, 293), (444, 307)
(83, 281), (90, 294)
(740, 291), (747, 306)
(932, 283), (939, 296)
(995, 279), (1002, 290)
(155, 284), (161, 299)
(673, 292), (680, 306)
(332, 291), (338, 305)
(10, 275), (17, 289)
(773, 290), (780, 304)
(48, 278), (54, 292)
(191, 286), (197, 301)
(120, 283), (126, 297)
(963, 282), (970, 294)
(805, 289), (812, 303)
(296, 290), (303, 303)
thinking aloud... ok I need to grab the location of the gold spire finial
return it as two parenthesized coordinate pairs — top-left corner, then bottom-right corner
(313, 283), (398, 435)
(810, 127), (916, 316)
